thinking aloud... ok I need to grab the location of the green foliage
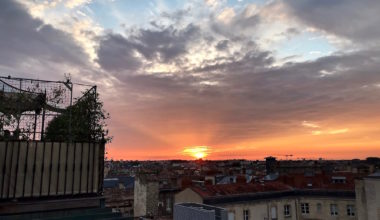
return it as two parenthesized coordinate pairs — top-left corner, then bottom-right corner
(0, 113), (14, 140)
(44, 87), (111, 142)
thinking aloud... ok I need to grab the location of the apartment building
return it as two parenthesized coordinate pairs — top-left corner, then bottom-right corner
(175, 172), (379, 220)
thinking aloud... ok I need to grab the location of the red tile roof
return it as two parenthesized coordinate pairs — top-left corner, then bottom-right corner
(191, 182), (292, 198)
(189, 172), (362, 199)
(277, 172), (361, 190)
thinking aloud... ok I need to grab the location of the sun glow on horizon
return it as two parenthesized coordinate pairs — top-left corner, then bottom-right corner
(183, 146), (210, 159)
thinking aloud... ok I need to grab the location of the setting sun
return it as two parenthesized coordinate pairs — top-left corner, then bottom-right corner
(183, 146), (209, 159)
(194, 152), (206, 159)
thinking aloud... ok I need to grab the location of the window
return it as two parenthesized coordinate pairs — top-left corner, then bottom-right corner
(301, 203), (309, 214)
(284, 205), (291, 217)
(332, 177), (346, 184)
(317, 203), (322, 213)
(330, 204), (338, 216)
(228, 212), (235, 220)
(243, 209), (249, 220)
(271, 207), (277, 219)
(347, 205), (355, 216)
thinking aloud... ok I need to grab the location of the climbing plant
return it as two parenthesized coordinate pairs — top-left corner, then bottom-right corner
(44, 87), (112, 142)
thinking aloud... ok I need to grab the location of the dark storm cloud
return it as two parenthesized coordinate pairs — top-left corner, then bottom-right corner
(282, 0), (380, 43)
(0, 0), (88, 69)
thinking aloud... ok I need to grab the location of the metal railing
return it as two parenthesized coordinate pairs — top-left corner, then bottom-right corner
(0, 75), (97, 142)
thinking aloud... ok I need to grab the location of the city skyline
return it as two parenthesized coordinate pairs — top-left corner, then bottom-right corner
(1, 0), (380, 160)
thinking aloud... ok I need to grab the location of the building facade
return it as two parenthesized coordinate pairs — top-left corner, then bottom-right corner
(176, 188), (357, 220)
(355, 172), (380, 220)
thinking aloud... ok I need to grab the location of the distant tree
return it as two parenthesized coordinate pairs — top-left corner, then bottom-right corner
(44, 87), (112, 142)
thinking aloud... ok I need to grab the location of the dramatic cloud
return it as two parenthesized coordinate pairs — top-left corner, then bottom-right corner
(0, 0), (91, 80)
(107, 48), (380, 158)
(85, 1), (380, 159)
(283, 0), (380, 44)
(131, 24), (200, 63)
(97, 33), (142, 72)
(97, 24), (200, 75)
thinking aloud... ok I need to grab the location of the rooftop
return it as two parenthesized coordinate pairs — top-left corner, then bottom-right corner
(185, 172), (362, 205)
(277, 172), (359, 190)
(191, 182), (292, 198)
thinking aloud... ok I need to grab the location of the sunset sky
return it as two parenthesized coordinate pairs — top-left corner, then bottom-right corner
(1, 0), (380, 160)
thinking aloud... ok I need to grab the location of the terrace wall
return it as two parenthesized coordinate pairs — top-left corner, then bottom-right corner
(0, 141), (105, 200)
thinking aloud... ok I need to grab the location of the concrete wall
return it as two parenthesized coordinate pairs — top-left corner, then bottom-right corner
(356, 177), (380, 220)
(146, 181), (159, 216)
(134, 177), (159, 217)
(0, 141), (103, 199)
(134, 178), (147, 216)
(355, 180), (367, 220)
(364, 178), (380, 220)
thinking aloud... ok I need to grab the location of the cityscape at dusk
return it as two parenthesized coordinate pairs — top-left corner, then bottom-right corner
(1, 0), (380, 219)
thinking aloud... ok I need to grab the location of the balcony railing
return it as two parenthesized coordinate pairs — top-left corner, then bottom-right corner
(0, 140), (105, 200)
